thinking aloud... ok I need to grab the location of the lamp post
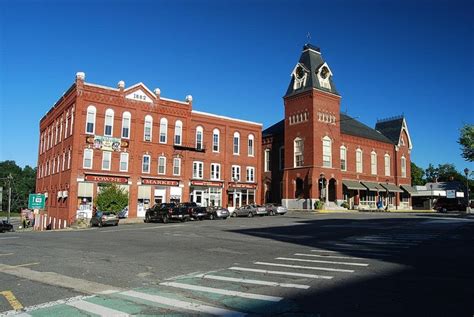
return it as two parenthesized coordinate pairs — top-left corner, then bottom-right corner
(464, 168), (470, 213)
(429, 184), (433, 210)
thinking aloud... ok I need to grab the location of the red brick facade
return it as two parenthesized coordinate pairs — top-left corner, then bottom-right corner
(36, 73), (261, 224)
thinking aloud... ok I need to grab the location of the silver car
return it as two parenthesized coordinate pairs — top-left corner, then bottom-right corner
(265, 203), (288, 216)
(231, 204), (267, 218)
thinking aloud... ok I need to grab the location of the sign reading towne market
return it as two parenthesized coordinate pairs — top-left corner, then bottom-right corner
(85, 175), (129, 183)
(28, 193), (46, 209)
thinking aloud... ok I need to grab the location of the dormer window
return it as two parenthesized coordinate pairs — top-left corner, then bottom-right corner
(317, 63), (332, 90)
(293, 64), (308, 90)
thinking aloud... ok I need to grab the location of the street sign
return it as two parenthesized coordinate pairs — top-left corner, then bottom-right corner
(446, 190), (456, 199)
(28, 194), (45, 209)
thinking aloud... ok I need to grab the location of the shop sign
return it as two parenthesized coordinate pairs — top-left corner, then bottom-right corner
(142, 178), (179, 186)
(229, 183), (257, 189)
(86, 135), (129, 152)
(85, 175), (128, 183)
(191, 180), (223, 187)
(446, 190), (456, 199)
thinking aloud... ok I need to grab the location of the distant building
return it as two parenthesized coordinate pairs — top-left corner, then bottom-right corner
(262, 44), (415, 210)
(36, 73), (262, 223)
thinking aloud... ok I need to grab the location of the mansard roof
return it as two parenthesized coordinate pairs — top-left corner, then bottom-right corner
(262, 119), (285, 138)
(340, 114), (393, 144)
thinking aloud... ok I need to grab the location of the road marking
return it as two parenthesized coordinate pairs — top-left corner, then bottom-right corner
(229, 266), (333, 279)
(0, 253), (14, 257)
(333, 243), (407, 249)
(8, 262), (40, 268)
(122, 290), (245, 316)
(310, 248), (392, 257)
(349, 239), (417, 246)
(160, 281), (283, 302)
(255, 261), (354, 273)
(1, 295), (96, 316)
(276, 257), (368, 267)
(295, 253), (364, 260)
(99, 224), (184, 233)
(195, 273), (310, 289)
(0, 290), (23, 311)
(67, 299), (130, 316)
(0, 236), (19, 240)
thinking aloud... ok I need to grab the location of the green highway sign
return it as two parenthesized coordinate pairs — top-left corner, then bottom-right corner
(28, 193), (46, 209)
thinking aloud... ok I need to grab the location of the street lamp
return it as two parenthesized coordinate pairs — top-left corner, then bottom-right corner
(430, 184), (433, 210)
(464, 168), (470, 212)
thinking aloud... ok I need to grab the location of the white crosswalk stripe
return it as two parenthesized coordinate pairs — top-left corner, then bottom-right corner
(295, 253), (365, 260)
(195, 273), (310, 289)
(229, 266), (333, 279)
(67, 300), (130, 316)
(276, 257), (369, 267)
(255, 261), (355, 273)
(310, 248), (392, 257)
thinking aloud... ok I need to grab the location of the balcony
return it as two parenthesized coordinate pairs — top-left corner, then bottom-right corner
(173, 142), (206, 153)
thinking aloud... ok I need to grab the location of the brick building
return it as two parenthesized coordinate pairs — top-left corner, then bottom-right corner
(36, 73), (261, 223)
(262, 44), (415, 210)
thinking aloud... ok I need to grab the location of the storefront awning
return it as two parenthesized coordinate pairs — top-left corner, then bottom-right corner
(342, 180), (366, 190)
(380, 183), (403, 193)
(361, 182), (383, 191)
(400, 185), (418, 195)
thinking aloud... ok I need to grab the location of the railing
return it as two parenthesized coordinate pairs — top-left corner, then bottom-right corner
(173, 142), (206, 153)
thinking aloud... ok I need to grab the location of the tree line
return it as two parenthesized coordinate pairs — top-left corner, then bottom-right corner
(0, 160), (37, 213)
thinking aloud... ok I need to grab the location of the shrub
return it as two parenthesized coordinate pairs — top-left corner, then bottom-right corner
(341, 201), (349, 209)
(95, 184), (128, 214)
(314, 200), (324, 210)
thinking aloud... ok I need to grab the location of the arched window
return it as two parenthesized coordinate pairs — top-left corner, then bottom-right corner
(294, 137), (304, 167)
(196, 126), (203, 150)
(212, 128), (220, 152)
(233, 132), (240, 155)
(340, 146), (347, 171)
(401, 156), (407, 177)
(104, 109), (114, 136)
(85, 105), (96, 134)
(121, 111), (131, 139)
(144, 115), (153, 141)
(384, 154), (391, 176)
(356, 149), (363, 173)
(174, 120), (182, 145)
(159, 118), (168, 143)
(248, 134), (254, 156)
(371, 151), (377, 175)
(322, 136), (332, 167)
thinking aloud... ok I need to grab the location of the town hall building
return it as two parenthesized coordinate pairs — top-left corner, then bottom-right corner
(262, 44), (416, 210)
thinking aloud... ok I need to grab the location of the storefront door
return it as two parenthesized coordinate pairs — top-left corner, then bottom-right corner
(233, 192), (242, 208)
(193, 190), (203, 205)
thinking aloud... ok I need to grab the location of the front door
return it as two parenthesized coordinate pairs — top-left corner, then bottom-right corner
(193, 190), (203, 205)
(233, 192), (242, 209)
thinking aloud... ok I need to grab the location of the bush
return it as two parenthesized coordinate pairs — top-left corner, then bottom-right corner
(95, 184), (128, 214)
(341, 201), (349, 209)
(314, 200), (324, 210)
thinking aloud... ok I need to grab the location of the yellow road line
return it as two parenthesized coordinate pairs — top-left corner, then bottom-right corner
(0, 291), (23, 310)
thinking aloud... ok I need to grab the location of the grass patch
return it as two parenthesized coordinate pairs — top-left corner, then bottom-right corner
(0, 211), (21, 218)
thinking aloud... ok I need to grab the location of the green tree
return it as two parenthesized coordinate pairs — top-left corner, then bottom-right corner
(424, 163), (439, 183)
(0, 160), (37, 213)
(410, 162), (425, 186)
(94, 184), (128, 214)
(458, 124), (474, 162)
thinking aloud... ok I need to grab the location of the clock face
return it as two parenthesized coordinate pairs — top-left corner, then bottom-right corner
(295, 66), (305, 79)
(320, 67), (329, 79)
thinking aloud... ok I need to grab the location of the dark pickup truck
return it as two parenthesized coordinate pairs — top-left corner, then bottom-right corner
(180, 202), (208, 220)
(144, 203), (190, 223)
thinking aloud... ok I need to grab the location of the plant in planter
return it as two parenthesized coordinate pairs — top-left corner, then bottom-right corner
(314, 200), (324, 210)
(341, 201), (349, 209)
(95, 183), (129, 214)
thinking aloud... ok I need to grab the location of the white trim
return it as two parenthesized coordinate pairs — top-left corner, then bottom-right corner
(84, 82), (120, 91)
(160, 96), (189, 105)
(400, 118), (413, 150)
(192, 110), (262, 126)
(123, 82), (156, 99)
(302, 47), (321, 55)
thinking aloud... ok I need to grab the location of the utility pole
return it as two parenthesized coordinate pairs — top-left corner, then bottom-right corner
(7, 174), (13, 223)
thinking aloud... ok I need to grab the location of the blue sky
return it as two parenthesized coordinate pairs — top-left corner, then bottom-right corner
(0, 0), (473, 172)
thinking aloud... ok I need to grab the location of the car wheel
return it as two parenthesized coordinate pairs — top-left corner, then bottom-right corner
(209, 214), (215, 220)
(145, 214), (151, 223)
(248, 212), (254, 218)
(231, 212), (237, 218)
(162, 215), (169, 223)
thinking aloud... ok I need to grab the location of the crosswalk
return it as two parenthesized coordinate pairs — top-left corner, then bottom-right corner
(4, 232), (440, 316)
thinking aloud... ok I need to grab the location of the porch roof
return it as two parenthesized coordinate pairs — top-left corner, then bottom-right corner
(342, 180), (366, 190)
(400, 185), (418, 195)
(361, 181), (383, 192)
(380, 183), (403, 193)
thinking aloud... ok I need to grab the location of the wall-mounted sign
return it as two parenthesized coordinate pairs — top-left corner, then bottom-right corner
(142, 178), (179, 186)
(85, 175), (128, 184)
(86, 135), (129, 152)
(125, 89), (153, 103)
(191, 180), (223, 187)
(446, 189), (456, 199)
(229, 183), (257, 189)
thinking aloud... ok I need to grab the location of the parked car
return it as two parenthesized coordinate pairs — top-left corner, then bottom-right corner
(90, 211), (119, 227)
(0, 220), (14, 233)
(144, 203), (190, 223)
(206, 206), (230, 220)
(231, 204), (267, 217)
(180, 202), (208, 220)
(265, 203), (288, 216)
(434, 198), (467, 212)
(117, 206), (128, 219)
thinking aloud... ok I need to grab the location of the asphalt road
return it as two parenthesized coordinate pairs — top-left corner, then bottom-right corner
(0, 211), (473, 316)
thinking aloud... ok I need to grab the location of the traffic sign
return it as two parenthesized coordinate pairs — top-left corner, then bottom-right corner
(28, 194), (45, 209)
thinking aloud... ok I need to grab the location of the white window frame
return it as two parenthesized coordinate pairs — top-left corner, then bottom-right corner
(144, 115), (153, 142)
(384, 154), (391, 176)
(193, 161), (203, 179)
(211, 163), (221, 180)
(102, 151), (112, 170)
(264, 149), (270, 172)
(62, 152), (66, 171)
(70, 106), (74, 135)
(83, 149), (93, 169)
(59, 117), (63, 142)
(294, 137), (304, 167)
(120, 152), (129, 172)
(322, 136), (332, 168)
(401, 156), (407, 178)
(246, 166), (255, 182)
(67, 148), (71, 169)
(248, 134), (254, 157)
(174, 120), (183, 145)
(233, 132), (240, 155)
(104, 108), (114, 137)
(158, 156), (166, 175)
(231, 165), (241, 181)
(85, 105), (96, 134)
(173, 158), (181, 176)
(212, 128), (220, 152)
(159, 118), (168, 144)
(121, 111), (131, 139)
(196, 126), (203, 150)
(340, 146), (347, 171)
(64, 111), (69, 138)
(142, 155), (151, 173)
(52, 158), (55, 174)
(371, 151), (377, 175)
(356, 149), (363, 173)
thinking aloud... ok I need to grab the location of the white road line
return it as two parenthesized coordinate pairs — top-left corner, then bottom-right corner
(360, 236), (426, 241)
(122, 290), (244, 316)
(295, 253), (364, 260)
(276, 257), (369, 267)
(229, 266), (333, 279)
(0, 236), (19, 240)
(99, 224), (184, 233)
(0, 253), (14, 256)
(67, 300), (130, 316)
(333, 243), (408, 249)
(310, 248), (392, 256)
(195, 273), (310, 289)
(255, 262), (354, 273)
(348, 239), (417, 246)
(160, 281), (282, 302)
